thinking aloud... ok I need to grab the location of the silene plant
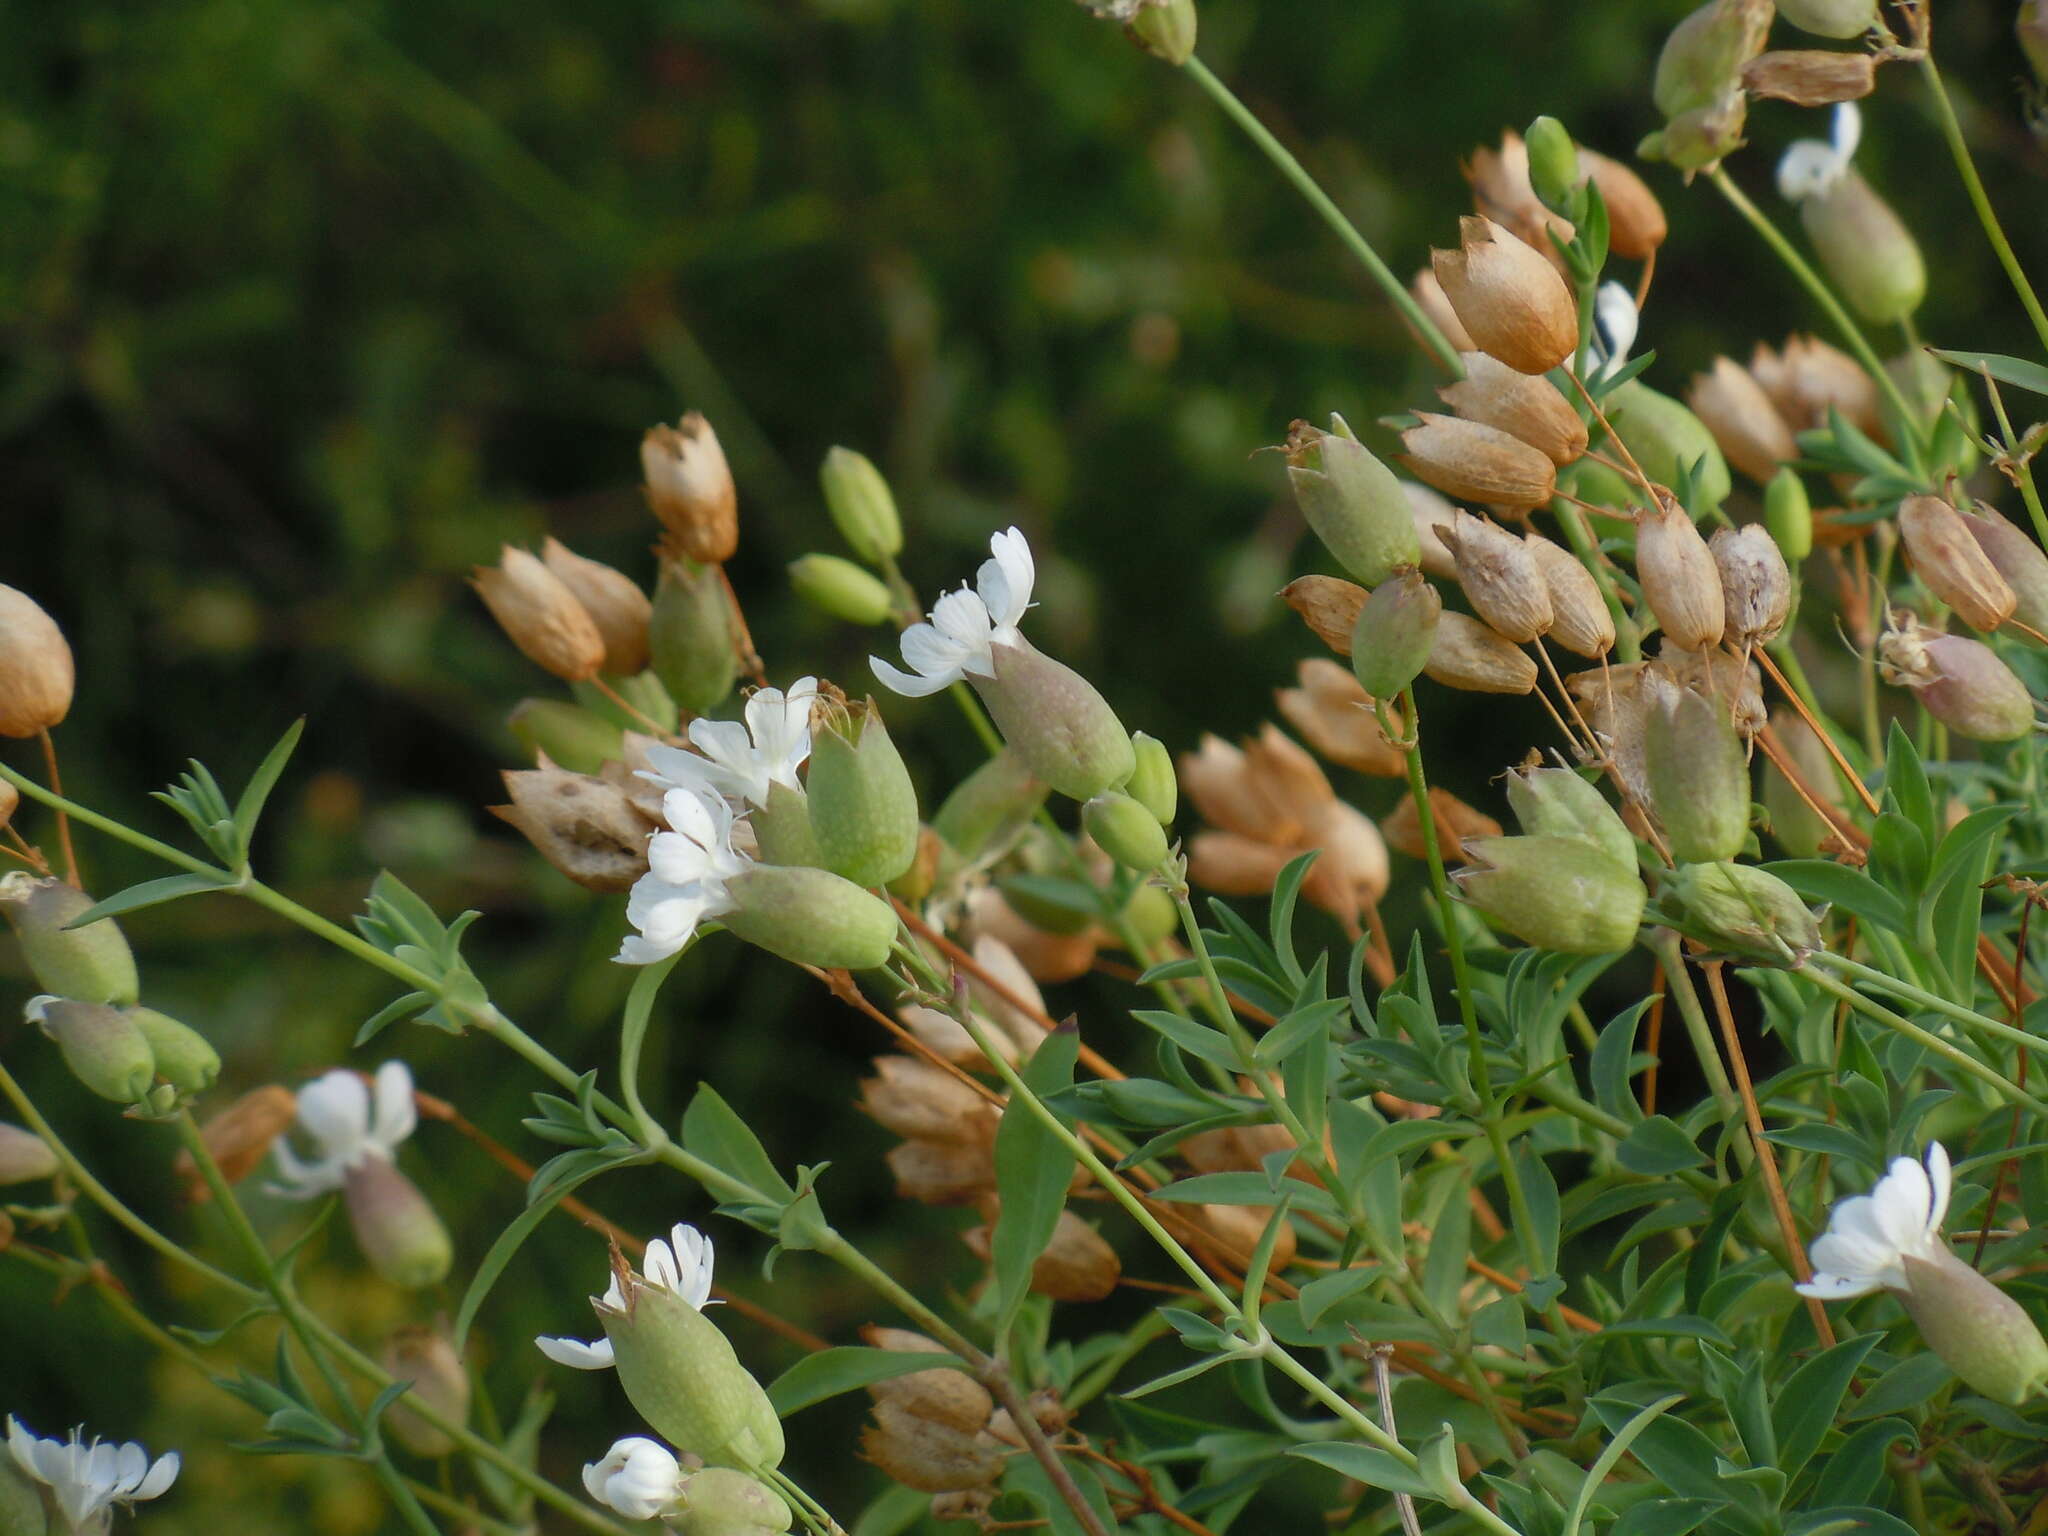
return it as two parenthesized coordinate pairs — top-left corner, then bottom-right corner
(8, 1), (2048, 1532)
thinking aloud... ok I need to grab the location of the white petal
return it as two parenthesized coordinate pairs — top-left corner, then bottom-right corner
(370, 1060), (416, 1155)
(900, 617), (978, 679)
(294, 1070), (372, 1163)
(1873, 1155), (1932, 1255)
(1924, 1141), (1952, 1235)
(615, 931), (685, 966)
(1796, 1271), (1883, 1300)
(871, 654), (958, 698)
(112, 1440), (146, 1494)
(669, 1223), (715, 1308)
(1831, 101), (1862, 163)
(1810, 1229), (1894, 1285)
(1777, 138), (1847, 202)
(535, 1335), (616, 1369)
(1592, 282), (1637, 376)
(642, 1236), (681, 1293)
(133, 1452), (179, 1501)
(6, 1418), (37, 1482)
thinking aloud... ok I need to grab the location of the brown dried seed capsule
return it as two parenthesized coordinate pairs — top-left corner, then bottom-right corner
(0, 586), (75, 739)
(861, 1327), (994, 1432)
(1658, 639), (1766, 739)
(642, 412), (739, 564)
(1409, 267), (1476, 353)
(863, 1400), (1005, 1493)
(1186, 831), (1296, 897)
(1301, 800), (1392, 915)
(1243, 724), (1338, 826)
(1742, 48), (1877, 105)
(1430, 216), (1580, 377)
(1380, 787), (1503, 863)
(1180, 734), (1295, 840)
(472, 547), (607, 683)
(1578, 147), (1668, 260)
(1274, 659), (1405, 777)
(1751, 335), (1882, 438)
(174, 1084), (300, 1202)
(1423, 612), (1538, 694)
(886, 1138), (997, 1205)
(1400, 414), (1558, 511)
(1566, 660), (1659, 805)
(1279, 575), (1368, 655)
(0, 779), (16, 831)
(1404, 483), (1462, 580)
(1181, 1120), (1297, 1175)
(1188, 1202), (1298, 1270)
(960, 887), (1098, 984)
(539, 538), (651, 676)
(490, 760), (654, 893)
(1687, 357), (1798, 485)
(1898, 495), (2017, 633)
(1957, 504), (2048, 636)
(1525, 532), (1615, 657)
(1463, 132), (1574, 267)
(1709, 525), (1792, 647)
(1636, 493), (1726, 651)
(1440, 511), (1553, 642)
(859, 1056), (996, 1145)
(1439, 352), (1588, 467)
(964, 1208), (1121, 1302)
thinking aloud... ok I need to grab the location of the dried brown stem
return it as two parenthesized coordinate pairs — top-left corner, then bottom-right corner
(1755, 649), (1882, 817)
(38, 730), (78, 886)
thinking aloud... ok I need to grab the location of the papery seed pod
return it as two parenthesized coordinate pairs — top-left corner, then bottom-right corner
(0, 779), (16, 830)
(1743, 49), (1877, 105)
(0, 874), (140, 1006)
(968, 1207), (1121, 1302)
(1408, 267), (1477, 354)
(644, 413), (739, 564)
(1083, 792), (1169, 871)
(1430, 216), (1579, 377)
(966, 934), (1055, 1056)
(1505, 765), (1636, 872)
(1523, 117), (1580, 211)
(1710, 525), (1792, 647)
(1280, 575), (1368, 655)
(861, 1328), (993, 1432)
(1778, 0), (1879, 36)
(1762, 706), (1845, 857)
(1644, 89), (1750, 173)
(789, 553), (895, 627)
(862, 1400), (1004, 1493)
(492, 760), (653, 893)
(344, 1156), (453, 1289)
(126, 1007), (220, 1097)
(1879, 620), (2036, 741)
(1456, 836), (1646, 953)
(961, 888), (1097, 984)
(1655, 0), (1774, 118)
(1350, 571), (1444, 698)
(722, 865), (899, 970)
(0, 1122), (57, 1185)
(539, 539), (651, 676)
(1128, 0), (1197, 65)
(1400, 414), (1557, 511)
(1180, 734), (1292, 839)
(1957, 505), (2048, 637)
(1898, 495), (2017, 633)
(1187, 1201), (1299, 1270)
(602, 1276), (784, 1472)
(1578, 147), (1668, 260)
(1637, 493), (1726, 651)
(1670, 861), (1823, 963)
(1751, 335), (1883, 438)
(978, 642), (1135, 804)
(1180, 1120), (1297, 1175)
(1464, 133), (1574, 261)
(1276, 659), (1406, 776)
(1658, 640), (1767, 740)
(379, 1327), (472, 1459)
(1687, 357), (1798, 485)
(1301, 800), (1392, 915)
(898, 1004), (1014, 1069)
(649, 556), (739, 715)
(1423, 613), (1538, 695)
(1567, 661), (1659, 806)
(1897, 1248), (2048, 1407)
(1441, 512), (1552, 642)
(1403, 482), (1462, 580)
(819, 446), (904, 566)
(1644, 681), (1752, 861)
(1284, 418), (1422, 586)
(1799, 170), (1926, 325)
(1524, 532), (1614, 657)
(808, 701), (921, 887)
(1243, 724), (1337, 827)
(1125, 732), (1178, 824)
(1380, 787), (1502, 863)
(860, 1056), (996, 1145)
(1607, 381), (1733, 515)
(932, 750), (1048, 862)
(472, 547), (607, 684)
(177, 1084), (298, 1201)
(0, 586), (74, 739)
(508, 697), (625, 775)
(673, 1466), (794, 1535)
(1439, 352), (1587, 467)
(1186, 831), (1295, 898)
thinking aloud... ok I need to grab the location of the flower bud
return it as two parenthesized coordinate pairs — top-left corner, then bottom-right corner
(1127, 0), (1196, 65)
(605, 1279), (785, 1470)
(888, 1137), (998, 1204)
(1082, 792), (1169, 871)
(0, 586), (74, 739)
(27, 997), (155, 1104)
(1644, 682), (1752, 861)
(177, 1084), (297, 1201)
(1280, 575), (1367, 655)
(1879, 619), (2036, 741)
(860, 1057), (996, 1146)
(1711, 525), (1792, 647)
(1800, 171), (1925, 325)
(1778, 0), (1878, 36)
(1284, 417), (1422, 586)
(1506, 765), (1636, 872)
(1276, 660), (1405, 776)
(0, 875), (140, 1006)
(862, 1399), (1003, 1493)
(1579, 147), (1669, 260)
(649, 556), (738, 715)
(808, 702), (920, 887)
(1608, 381), (1732, 515)
(1670, 860), (1823, 962)
(673, 1466), (794, 1535)
(1654, 0), (1772, 118)
(643, 413), (738, 565)
(1765, 468), (1814, 563)
(788, 554), (894, 626)
(1456, 836), (1646, 953)
(978, 642), (1135, 802)
(1348, 571), (1442, 701)
(125, 1007), (219, 1097)
(342, 1157), (452, 1289)
(0, 1123), (57, 1185)
(932, 751), (1048, 861)
(722, 865), (899, 970)
(1687, 357), (1798, 486)
(1743, 49), (1877, 105)
(1120, 880), (1178, 945)
(1523, 116), (1579, 209)
(1400, 413), (1557, 511)
(1439, 352), (1587, 467)
(1957, 506), (2048, 637)
(472, 547), (607, 684)
(1637, 492), (1727, 652)
(508, 698), (624, 775)
(1899, 495), (2016, 633)
(1897, 1248), (2048, 1407)
(1380, 787), (1501, 863)
(378, 1327), (472, 1459)
(1430, 216), (1579, 377)
(1441, 512), (1552, 642)
(539, 539), (651, 676)
(1526, 533), (1614, 657)
(1423, 612), (1538, 695)
(819, 447), (902, 565)
(1409, 268), (1476, 354)
(1124, 733), (1177, 825)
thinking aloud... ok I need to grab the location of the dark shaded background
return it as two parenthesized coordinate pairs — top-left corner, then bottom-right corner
(3, 1), (2044, 1529)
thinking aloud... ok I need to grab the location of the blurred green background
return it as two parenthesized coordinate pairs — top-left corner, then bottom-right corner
(3, 0), (2045, 1529)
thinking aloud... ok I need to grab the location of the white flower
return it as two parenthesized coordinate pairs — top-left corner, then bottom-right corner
(270, 1061), (417, 1199)
(1777, 101), (1862, 203)
(7, 1417), (179, 1531)
(642, 677), (818, 811)
(1581, 281), (1639, 385)
(537, 1221), (719, 1370)
(1797, 1141), (1950, 1300)
(617, 785), (752, 966)
(582, 1435), (685, 1521)
(870, 527), (1034, 698)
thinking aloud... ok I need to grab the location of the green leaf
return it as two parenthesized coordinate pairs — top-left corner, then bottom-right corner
(1295, 1265), (1381, 1329)
(682, 1083), (796, 1205)
(1761, 1123), (1879, 1175)
(231, 716), (306, 862)
(1266, 852), (1316, 987)
(64, 871), (236, 927)
(1809, 1419), (1916, 1508)
(1590, 998), (1654, 1125)
(766, 1347), (971, 1417)
(1786, 1509), (1918, 1536)
(991, 1026), (1080, 1335)
(1514, 1138), (1561, 1279)
(1590, 1395), (1733, 1504)
(1610, 1499), (1720, 1536)
(1131, 1009), (1243, 1072)
(1765, 861), (1905, 933)
(1592, 1317), (1735, 1350)
(1881, 721), (1934, 841)
(1615, 1116), (1706, 1176)
(354, 990), (432, 1047)
(1773, 1332), (1882, 1484)
(1287, 1443), (1434, 1499)
(1563, 1394), (1687, 1536)
(1254, 997), (1347, 1069)
(1842, 1353), (1953, 1421)
(1930, 347), (2048, 399)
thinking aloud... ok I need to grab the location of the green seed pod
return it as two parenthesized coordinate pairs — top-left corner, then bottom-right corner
(0, 1122), (58, 1186)
(1455, 836), (1646, 954)
(507, 698), (624, 775)
(807, 703), (921, 887)
(344, 1157), (453, 1290)
(1128, 0), (1197, 65)
(1120, 881), (1179, 945)
(1285, 416), (1422, 588)
(378, 1327), (472, 1459)
(979, 642), (1136, 803)
(649, 556), (738, 716)
(125, 1007), (220, 1097)
(1801, 170), (1925, 325)
(1644, 684), (1752, 862)
(1350, 571), (1442, 700)
(0, 875), (140, 1007)
(723, 865), (899, 970)
(1778, 0), (1878, 37)
(1084, 793), (1170, 871)
(1881, 629), (2035, 742)
(751, 780), (822, 869)
(31, 997), (156, 1104)
(1505, 766), (1635, 872)
(1125, 733), (1177, 826)
(1899, 1248), (2048, 1406)
(788, 554), (894, 626)
(1669, 860), (1823, 962)
(1607, 381), (1732, 516)
(1762, 707), (1841, 858)
(605, 1283), (786, 1470)
(932, 751), (1049, 862)
(1523, 116), (1579, 210)
(1764, 468), (1814, 563)
(674, 1467), (794, 1536)
(0, 1449), (45, 1536)
(819, 447), (903, 566)
(1654, 0), (1773, 118)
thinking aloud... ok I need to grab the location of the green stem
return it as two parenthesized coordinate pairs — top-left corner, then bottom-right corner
(1812, 952), (2048, 1065)
(1801, 967), (2048, 1119)
(1916, 55), (2048, 358)
(1181, 57), (1463, 375)
(618, 950), (684, 1150)
(1979, 370), (2048, 550)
